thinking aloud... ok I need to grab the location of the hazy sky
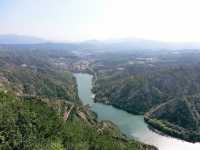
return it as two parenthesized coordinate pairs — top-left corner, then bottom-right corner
(1, 0), (200, 42)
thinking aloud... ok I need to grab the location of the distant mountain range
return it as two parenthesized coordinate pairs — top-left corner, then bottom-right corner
(0, 34), (47, 44)
(1, 34), (200, 50)
(82, 38), (200, 51)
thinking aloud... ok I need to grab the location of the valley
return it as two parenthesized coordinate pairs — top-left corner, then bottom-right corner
(0, 43), (200, 149)
(0, 45), (157, 150)
(75, 73), (200, 150)
(2, 0), (200, 149)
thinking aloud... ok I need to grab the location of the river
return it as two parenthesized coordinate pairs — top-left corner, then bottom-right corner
(74, 73), (200, 150)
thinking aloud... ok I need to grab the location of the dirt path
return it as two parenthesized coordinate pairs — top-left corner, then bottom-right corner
(63, 104), (74, 121)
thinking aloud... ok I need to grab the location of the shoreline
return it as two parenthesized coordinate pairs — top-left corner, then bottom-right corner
(93, 92), (200, 144)
(144, 115), (200, 143)
(75, 72), (200, 150)
(74, 72), (158, 150)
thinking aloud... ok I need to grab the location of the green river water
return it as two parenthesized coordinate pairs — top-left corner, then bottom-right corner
(75, 73), (200, 150)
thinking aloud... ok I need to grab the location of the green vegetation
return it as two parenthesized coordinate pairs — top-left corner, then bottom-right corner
(0, 45), (157, 150)
(0, 46), (79, 102)
(1, 42), (200, 145)
(3, 67), (78, 101)
(0, 92), (157, 150)
(92, 63), (200, 142)
(145, 95), (200, 142)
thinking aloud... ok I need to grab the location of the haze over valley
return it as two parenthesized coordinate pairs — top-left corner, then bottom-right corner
(1, 0), (200, 150)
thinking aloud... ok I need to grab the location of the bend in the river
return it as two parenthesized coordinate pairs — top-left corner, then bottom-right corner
(75, 73), (200, 150)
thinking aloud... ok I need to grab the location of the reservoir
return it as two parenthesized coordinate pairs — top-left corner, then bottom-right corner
(75, 73), (200, 150)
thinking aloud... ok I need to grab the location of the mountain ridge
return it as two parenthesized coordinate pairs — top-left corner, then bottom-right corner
(1, 35), (200, 50)
(0, 34), (47, 44)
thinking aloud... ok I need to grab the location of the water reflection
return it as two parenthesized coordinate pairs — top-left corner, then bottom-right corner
(75, 73), (200, 150)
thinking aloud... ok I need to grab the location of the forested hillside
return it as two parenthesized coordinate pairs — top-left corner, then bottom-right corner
(0, 92), (157, 150)
(91, 50), (200, 142)
(0, 45), (79, 101)
(93, 65), (200, 113)
(0, 45), (157, 150)
(145, 95), (200, 142)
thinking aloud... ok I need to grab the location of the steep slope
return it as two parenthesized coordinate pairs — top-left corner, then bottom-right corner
(145, 95), (200, 142)
(0, 92), (157, 150)
(92, 65), (200, 142)
(93, 66), (200, 114)
(0, 46), (157, 150)
(0, 46), (79, 102)
(93, 74), (168, 114)
(0, 34), (47, 44)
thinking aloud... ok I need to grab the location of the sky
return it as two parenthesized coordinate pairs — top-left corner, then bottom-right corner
(0, 0), (200, 42)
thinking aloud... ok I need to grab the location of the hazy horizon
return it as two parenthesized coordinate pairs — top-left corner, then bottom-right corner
(1, 0), (200, 42)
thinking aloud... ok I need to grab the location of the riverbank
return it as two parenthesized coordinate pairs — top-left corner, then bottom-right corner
(91, 69), (200, 143)
(144, 114), (200, 143)
(93, 91), (200, 143)
(77, 73), (200, 150)
(74, 73), (158, 150)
